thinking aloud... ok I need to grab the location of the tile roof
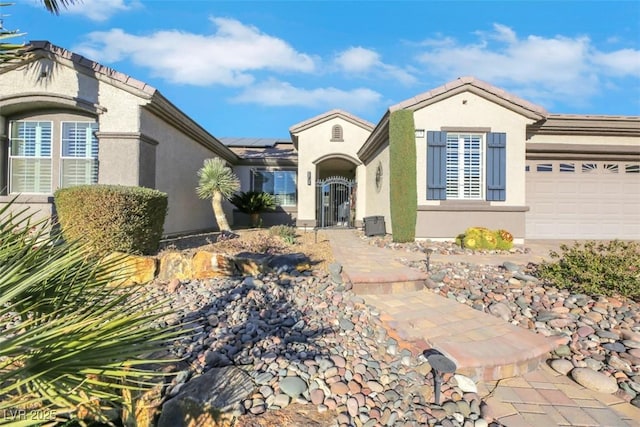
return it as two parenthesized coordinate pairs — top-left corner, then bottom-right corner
(289, 109), (375, 134)
(27, 41), (157, 97)
(219, 137), (293, 148)
(390, 76), (549, 120)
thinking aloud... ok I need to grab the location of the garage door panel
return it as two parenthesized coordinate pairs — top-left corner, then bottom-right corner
(526, 161), (640, 239)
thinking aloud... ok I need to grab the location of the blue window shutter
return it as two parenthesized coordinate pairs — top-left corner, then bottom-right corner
(427, 131), (447, 200)
(486, 132), (506, 201)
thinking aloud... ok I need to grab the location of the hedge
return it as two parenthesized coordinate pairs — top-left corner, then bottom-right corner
(54, 185), (168, 256)
(389, 110), (417, 242)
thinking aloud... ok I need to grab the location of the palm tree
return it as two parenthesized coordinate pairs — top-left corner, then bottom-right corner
(230, 191), (276, 228)
(196, 158), (240, 232)
(40, 0), (80, 15)
(0, 4), (28, 65)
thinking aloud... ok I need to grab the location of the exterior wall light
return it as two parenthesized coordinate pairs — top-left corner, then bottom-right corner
(307, 171), (312, 185)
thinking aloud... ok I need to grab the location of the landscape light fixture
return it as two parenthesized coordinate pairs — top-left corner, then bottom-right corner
(424, 351), (457, 405)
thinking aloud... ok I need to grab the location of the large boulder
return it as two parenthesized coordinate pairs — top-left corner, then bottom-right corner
(157, 367), (254, 427)
(103, 252), (157, 286)
(191, 251), (238, 278)
(157, 252), (193, 282)
(234, 252), (271, 276)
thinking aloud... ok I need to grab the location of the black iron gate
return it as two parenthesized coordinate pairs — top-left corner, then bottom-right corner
(316, 176), (355, 228)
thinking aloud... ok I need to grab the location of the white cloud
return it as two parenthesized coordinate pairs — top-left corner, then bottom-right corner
(62, 0), (136, 21)
(231, 79), (382, 112)
(74, 17), (317, 86)
(334, 46), (416, 85)
(592, 49), (640, 76)
(335, 47), (380, 73)
(416, 23), (640, 107)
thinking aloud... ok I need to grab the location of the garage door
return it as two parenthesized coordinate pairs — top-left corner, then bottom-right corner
(526, 160), (640, 239)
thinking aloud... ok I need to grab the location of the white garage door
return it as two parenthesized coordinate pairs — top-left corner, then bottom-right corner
(526, 161), (640, 239)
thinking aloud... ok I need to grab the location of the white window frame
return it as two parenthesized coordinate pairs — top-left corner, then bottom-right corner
(59, 121), (99, 188)
(251, 168), (297, 207)
(446, 133), (484, 200)
(8, 120), (53, 194)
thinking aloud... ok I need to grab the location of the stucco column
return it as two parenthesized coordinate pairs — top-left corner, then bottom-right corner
(95, 132), (157, 188)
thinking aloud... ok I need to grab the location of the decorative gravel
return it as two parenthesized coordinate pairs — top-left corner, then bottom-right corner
(403, 257), (640, 408)
(144, 269), (490, 426)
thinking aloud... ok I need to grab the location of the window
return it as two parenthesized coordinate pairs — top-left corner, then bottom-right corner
(427, 131), (505, 201)
(9, 121), (52, 193)
(251, 169), (297, 206)
(536, 163), (553, 172)
(446, 133), (483, 199)
(61, 122), (99, 187)
(626, 164), (640, 174)
(559, 163), (575, 172)
(331, 125), (343, 141)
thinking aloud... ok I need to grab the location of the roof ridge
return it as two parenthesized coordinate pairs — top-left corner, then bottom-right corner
(28, 40), (156, 96)
(390, 76), (548, 119)
(289, 109), (375, 133)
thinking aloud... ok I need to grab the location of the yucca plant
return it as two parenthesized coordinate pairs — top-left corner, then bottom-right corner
(196, 158), (240, 232)
(0, 200), (184, 426)
(229, 191), (276, 228)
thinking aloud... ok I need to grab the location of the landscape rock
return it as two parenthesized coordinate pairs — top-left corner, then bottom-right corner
(157, 367), (254, 427)
(571, 368), (619, 394)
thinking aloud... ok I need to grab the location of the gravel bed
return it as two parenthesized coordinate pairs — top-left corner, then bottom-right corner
(144, 269), (492, 427)
(402, 257), (640, 408)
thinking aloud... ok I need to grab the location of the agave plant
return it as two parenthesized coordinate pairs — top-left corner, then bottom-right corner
(0, 200), (184, 426)
(229, 191), (276, 228)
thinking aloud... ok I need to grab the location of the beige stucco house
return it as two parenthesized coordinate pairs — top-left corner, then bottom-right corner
(0, 41), (238, 236)
(2, 42), (639, 241)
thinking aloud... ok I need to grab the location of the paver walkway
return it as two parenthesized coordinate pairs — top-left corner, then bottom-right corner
(323, 229), (640, 426)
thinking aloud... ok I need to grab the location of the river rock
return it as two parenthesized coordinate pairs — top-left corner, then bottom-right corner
(571, 368), (619, 394)
(279, 376), (308, 398)
(549, 359), (575, 375)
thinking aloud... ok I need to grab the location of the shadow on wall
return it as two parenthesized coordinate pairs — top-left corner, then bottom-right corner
(233, 207), (296, 228)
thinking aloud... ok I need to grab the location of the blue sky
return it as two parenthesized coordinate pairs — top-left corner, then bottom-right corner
(7, 0), (640, 138)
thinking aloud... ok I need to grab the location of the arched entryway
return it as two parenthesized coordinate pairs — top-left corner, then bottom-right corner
(314, 155), (359, 228)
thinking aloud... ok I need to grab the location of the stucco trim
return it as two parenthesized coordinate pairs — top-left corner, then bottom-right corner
(95, 131), (159, 146)
(312, 153), (362, 166)
(236, 158), (298, 167)
(441, 126), (492, 133)
(0, 195), (53, 204)
(0, 92), (106, 115)
(390, 77), (548, 121)
(527, 115), (640, 138)
(526, 144), (640, 161)
(357, 111), (390, 164)
(417, 204), (530, 212)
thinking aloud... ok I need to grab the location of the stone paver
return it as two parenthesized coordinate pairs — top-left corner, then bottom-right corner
(324, 229), (640, 427)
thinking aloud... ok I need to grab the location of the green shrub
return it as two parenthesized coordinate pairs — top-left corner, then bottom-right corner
(269, 224), (297, 244)
(537, 240), (640, 301)
(54, 185), (168, 256)
(457, 226), (513, 250)
(389, 110), (417, 243)
(230, 191), (276, 227)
